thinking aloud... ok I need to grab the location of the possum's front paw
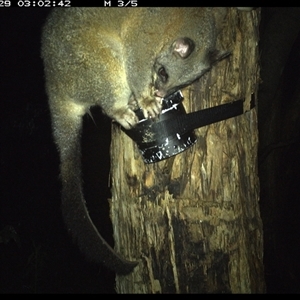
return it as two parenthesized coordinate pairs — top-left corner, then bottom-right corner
(112, 107), (139, 129)
(139, 97), (162, 119)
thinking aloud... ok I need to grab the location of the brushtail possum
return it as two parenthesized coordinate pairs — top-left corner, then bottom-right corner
(41, 7), (229, 274)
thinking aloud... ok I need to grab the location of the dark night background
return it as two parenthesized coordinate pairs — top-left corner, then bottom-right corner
(0, 8), (300, 293)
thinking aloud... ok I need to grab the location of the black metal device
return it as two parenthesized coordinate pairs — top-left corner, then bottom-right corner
(122, 91), (197, 163)
(122, 91), (255, 164)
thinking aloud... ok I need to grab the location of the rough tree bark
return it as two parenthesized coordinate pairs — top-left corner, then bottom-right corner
(109, 8), (265, 293)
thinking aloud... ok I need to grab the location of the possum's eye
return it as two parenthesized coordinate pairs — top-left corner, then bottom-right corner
(158, 67), (168, 83)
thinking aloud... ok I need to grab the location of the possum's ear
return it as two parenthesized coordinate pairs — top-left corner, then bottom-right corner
(172, 37), (195, 59)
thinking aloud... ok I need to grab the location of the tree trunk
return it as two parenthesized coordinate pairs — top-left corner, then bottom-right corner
(110, 8), (265, 293)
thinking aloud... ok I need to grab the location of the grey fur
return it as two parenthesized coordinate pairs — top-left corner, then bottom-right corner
(41, 7), (228, 274)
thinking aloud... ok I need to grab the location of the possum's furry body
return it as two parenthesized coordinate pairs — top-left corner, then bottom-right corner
(41, 7), (228, 274)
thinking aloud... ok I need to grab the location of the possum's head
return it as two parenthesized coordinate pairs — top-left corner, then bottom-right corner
(152, 37), (228, 98)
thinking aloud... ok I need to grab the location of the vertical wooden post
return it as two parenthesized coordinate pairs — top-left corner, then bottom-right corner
(110, 8), (265, 293)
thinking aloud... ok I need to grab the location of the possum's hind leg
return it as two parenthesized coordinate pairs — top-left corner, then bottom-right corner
(49, 98), (138, 274)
